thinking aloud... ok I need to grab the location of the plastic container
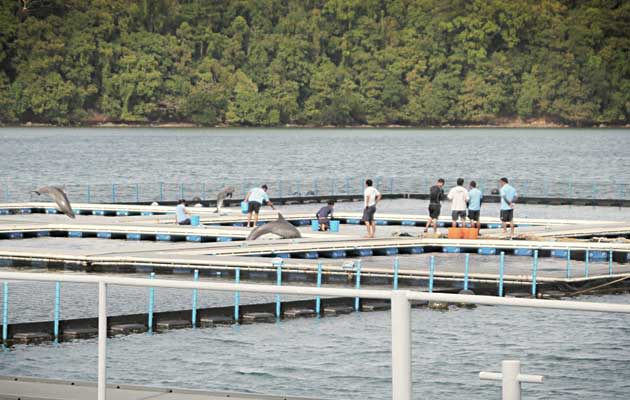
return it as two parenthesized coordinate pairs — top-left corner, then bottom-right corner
(311, 220), (320, 231)
(462, 228), (479, 240)
(240, 201), (249, 214)
(330, 220), (340, 232)
(447, 227), (464, 239)
(191, 215), (200, 226)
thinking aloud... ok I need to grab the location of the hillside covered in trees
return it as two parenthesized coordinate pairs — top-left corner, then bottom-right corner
(0, 0), (628, 127)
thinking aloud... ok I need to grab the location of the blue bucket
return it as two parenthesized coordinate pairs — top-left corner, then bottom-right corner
(311, 220), (320, 231)
(330, 220), (340, 232)
(240, 201), (249, 214)
(191, 215), (200, 226)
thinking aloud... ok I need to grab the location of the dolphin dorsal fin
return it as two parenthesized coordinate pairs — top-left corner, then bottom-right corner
(277, 213), (286, 221)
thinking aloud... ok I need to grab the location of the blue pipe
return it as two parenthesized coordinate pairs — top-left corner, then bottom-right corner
(464, 254), (470, 291)
(354, 260), (362, 311)
(313, 178), (318, 195)
(2, 282), (8, 344)
(86, 184), (91, 203)
(275, 260), (283, 318)
(112, 184), (116, 203)
(428, 256), (435, 293)
(585, 249), (590, 277)
(53, 281), (60, 342)
(148, 272), (155, 334)
(498, 252), (505, 297)
(135, 184), (140, 203)
(393, 257), (399, 290)
(192, 269), (199, 328)
(234, 267), (240, 321)
(3, 183), (8, 202)
(566, 249), (571, 279)
(296, 180), (301, 196)
(532, 250), (539, 297)
(278, 180), (283, 198)
(315, 262), (323, 315)
(609, 250), (613, 275)
(159, 182), (164, 202)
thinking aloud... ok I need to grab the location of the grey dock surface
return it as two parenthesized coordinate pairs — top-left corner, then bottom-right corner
(0, 376), (321, 400)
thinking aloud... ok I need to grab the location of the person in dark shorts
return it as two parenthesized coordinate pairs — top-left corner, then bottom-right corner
(362, 179), (381, 238)
(316, 200), (335, 231)
(499, 177), (518, 236)
(467, 181), (483, 230)
(424, 178), (445, 233)
(175, 199), (191, 225)
(245, 184), (275, 228)
(447, 178), (469, 227)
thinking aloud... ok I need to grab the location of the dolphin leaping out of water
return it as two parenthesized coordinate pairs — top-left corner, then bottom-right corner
(32, 186), (75, 219)
(246, 213), (301, 240)
(214, 186), (235, 213)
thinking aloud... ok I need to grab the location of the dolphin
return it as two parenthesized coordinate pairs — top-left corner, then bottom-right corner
(246, 213), (302, 240)
(214, 186), (235, 213)
(32, 186), (75, 218)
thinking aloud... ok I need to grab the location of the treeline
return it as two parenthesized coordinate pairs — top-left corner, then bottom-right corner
(0, 0), (628, 126)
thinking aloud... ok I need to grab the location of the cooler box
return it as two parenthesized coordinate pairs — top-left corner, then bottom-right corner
(447, 227), (464, 239)
(462, 228), (479, 239)
(311, 220), (320, 231)
(240, 201), (249, 214)
(191, 215), (200, 226)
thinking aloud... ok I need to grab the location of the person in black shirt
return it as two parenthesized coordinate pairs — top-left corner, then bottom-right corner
(316, 200), (335, 231)
(424, 178), (445, 233)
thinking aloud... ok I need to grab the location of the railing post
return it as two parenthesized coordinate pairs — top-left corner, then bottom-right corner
(532, 250), (539, 297)
(86, 184), (91, 203)
(191, 269), (199, 328)
(53, 281), (60, 342)
(585, 249), (590, 277)
(111, 184), (116, 203)
(234, 267), (240, 322)
(393, 257), (399, 290)
(274, 259), (283, 318)
(135, 184), (140, 203)
(159, 182), (164, 202)
(148, 272), (155, 334)
(428, 255), (435, 293)
(354, 260), (362, 311)
(98, 281), (107, 400)
(315, 262), (323, 315)
(391, 291), (412, 400)
(464, 254), (470, 291)
(2, 281), (7, 345)
(499, 252), (505, 297)
(566, 249), (571, 279)
(609, 250), (613, 275)
(313, 178), (318, 195)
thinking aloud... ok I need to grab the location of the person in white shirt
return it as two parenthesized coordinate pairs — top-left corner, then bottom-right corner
(447, 178), (469, 228)
(245, 184), (275, 228)
(362, 179), (382, 238)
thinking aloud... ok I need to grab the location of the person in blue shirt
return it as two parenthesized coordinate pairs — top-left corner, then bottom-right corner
(499, 177), (518, 236)
(175, 199), (191, 225)
(316, 200), (335, 231)
(245, 184), (275, 228)
(467, 181), (483, 230)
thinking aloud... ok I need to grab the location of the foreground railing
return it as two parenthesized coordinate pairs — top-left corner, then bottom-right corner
(1, 271), (629, 400)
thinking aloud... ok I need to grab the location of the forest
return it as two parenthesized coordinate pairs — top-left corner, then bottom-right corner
(0, 0), (628, 126)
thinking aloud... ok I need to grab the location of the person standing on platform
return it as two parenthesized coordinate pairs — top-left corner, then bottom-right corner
(245, 184), (275, 228)
(424, 178), (445, 233)
(175, 199), (191, 225)
(362, 179), (381, 238)
(467, 181), (483, 230)
(447, 178), (469, 227)
(499, 177), (518, 236)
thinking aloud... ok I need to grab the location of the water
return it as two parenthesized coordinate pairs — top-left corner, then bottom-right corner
(1, 128), (629, 200)
(0, 295), (628, 400)
(1, 128), (630, 398)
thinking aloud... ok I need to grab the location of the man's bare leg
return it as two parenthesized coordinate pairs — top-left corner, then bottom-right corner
(247, 212), (253, 228)
(501, 221), (507, 234)
(253, 212), (259, 227)
(510, 221), (515, 237)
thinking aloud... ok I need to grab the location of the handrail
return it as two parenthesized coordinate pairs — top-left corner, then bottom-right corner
(1, 271), (630, 400)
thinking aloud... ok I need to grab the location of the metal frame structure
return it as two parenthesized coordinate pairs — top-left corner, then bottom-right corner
(1, 271), (630, 400)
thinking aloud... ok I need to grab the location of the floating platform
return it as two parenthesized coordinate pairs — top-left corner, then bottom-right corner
(0, 376), (321, 400)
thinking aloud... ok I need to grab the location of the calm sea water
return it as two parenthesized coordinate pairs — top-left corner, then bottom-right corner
(1, 128), (629, 399)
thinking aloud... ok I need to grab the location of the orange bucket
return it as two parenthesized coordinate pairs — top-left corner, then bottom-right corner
(462, 228), (479, 240)
(447, 227), (464, 239)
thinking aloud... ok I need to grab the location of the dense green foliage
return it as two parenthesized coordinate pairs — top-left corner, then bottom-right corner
(0, 0), (628, 126)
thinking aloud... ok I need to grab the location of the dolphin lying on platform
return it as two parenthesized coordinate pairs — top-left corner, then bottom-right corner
(246, 213), (302, 240)
(214, 186), (235, 213)
(32, 186), (75, 218)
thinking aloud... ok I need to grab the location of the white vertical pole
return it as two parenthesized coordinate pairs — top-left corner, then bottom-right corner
(391, 291), (412, 400)
(502, 360), (521, 400)
(98, 281), (107, 400)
